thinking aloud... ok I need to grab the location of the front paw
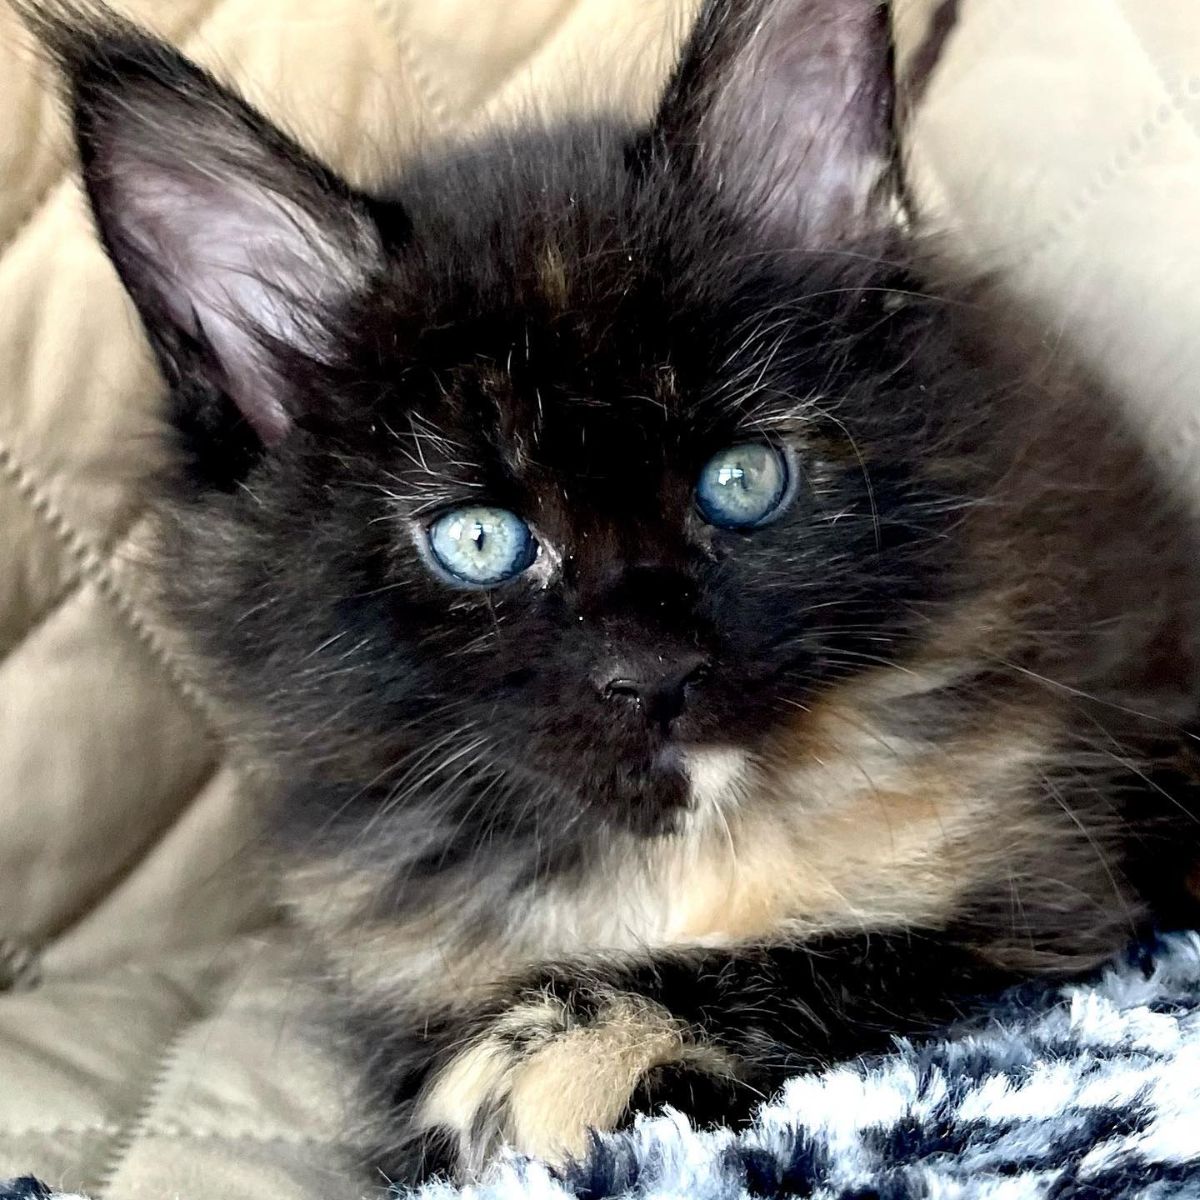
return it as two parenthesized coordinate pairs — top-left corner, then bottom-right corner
(414, 990), (743, 1177)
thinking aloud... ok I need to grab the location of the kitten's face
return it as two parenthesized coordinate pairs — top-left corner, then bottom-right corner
(48, 0), (968, 849)
(173, 200), (956, 845)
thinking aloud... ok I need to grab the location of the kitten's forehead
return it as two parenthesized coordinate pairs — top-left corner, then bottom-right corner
(378, 275), (826, 542)
(377, 150), (894, 514)
(448, 357), (699, 514)
(404, 292), (720, 480)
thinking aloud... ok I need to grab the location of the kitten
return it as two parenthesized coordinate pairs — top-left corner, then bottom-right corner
(27, 0), (1200, 1185)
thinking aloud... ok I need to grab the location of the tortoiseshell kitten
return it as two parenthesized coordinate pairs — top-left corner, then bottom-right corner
(30, 0), (1200, 1185)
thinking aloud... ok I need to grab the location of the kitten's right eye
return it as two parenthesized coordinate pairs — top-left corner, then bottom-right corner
(426, 506), (539, 586)
(696, 443), (793, 529)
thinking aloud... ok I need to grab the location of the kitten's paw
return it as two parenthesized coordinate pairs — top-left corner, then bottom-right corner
(414, 990), (742, 1176)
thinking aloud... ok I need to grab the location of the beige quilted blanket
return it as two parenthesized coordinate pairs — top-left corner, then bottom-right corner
(1, 2), (1198, 1197)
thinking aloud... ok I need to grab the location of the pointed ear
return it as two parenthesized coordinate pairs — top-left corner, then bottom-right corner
(26, 4), (387, 447)
(655, 0), (899, 249)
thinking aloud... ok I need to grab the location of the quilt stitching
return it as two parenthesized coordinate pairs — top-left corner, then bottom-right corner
(466, 0), (585, 119)
(369, 0), (454, 137)
(0, 1125), (125, 1140)
(0, 1125), (344, 1147)
(1018, 88), (1192, 269)
(922, 1), (1199, 273)
(1015, 3), (1199, 269)
(0, 174), (73, 278)
(90, 973), (221, 1200)
(41, 754), (225, 954)
(0, 440), (219, 729)
(1110, 0), (1200, 143)
(102, 1129), (351, 1148)
(0, 488), (159, 682)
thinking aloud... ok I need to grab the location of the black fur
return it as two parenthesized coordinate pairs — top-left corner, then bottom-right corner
(23, 0), (1200, 1187)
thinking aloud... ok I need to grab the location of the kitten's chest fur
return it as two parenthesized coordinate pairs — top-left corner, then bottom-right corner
(283, 679), (1061, 1014)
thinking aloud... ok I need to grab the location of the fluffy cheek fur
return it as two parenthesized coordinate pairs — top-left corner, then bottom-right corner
(283, 665), (1083, 1006)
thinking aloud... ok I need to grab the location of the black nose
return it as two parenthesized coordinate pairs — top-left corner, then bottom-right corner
(600, 651), (709, 728)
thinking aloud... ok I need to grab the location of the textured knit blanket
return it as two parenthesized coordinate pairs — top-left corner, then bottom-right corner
(6, 933), (1200, 1200)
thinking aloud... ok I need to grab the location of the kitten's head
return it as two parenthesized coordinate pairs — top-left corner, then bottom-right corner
(41, 1), (984, 856)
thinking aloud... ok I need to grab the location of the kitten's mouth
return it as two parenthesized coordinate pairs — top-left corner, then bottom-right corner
(571, 742), (694, 831)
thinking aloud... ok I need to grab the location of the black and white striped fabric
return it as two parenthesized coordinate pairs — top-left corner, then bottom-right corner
(6, 934), (1200, 1200)
(408, 933), (1200, 1200)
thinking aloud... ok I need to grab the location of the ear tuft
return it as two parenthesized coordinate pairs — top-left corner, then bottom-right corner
(17, 0), (385, 449)
(657, 0), (900, 250)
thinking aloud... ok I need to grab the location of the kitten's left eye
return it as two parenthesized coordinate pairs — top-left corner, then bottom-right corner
(696, 443), (792, 528)
(426, 506), (538, 586)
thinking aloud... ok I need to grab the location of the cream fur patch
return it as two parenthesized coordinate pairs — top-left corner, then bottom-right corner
(415, 994), (732, 1173)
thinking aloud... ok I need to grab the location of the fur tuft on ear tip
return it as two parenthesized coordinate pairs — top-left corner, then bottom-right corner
(11, 0), (108, 61)
(11, 1), (159, 100)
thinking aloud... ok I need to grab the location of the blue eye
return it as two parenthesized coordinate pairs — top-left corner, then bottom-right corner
(696, 443), (792, 528)
(426, 506), (538, 586)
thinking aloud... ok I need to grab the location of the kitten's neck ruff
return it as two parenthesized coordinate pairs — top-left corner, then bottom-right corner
(282, 672), (1061, 1013)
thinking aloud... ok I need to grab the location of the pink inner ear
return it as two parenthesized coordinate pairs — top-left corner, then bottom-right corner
(190, 303), (292, 445)
(723, 3), (894, 244)
(105, 143), (380, 447)
(121, 168), (348, 445)
(664, 0), (898, 248)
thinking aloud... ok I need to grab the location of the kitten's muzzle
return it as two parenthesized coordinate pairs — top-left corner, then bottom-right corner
(599, 652), (709, 731)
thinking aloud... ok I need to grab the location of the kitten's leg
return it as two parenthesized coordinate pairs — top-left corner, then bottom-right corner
(390, 930), (1017, 1181)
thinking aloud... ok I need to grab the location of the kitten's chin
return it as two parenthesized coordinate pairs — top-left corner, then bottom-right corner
(541, 742), (750, 838)
(681, 746), (750, 815)
(608, 745), (749, 835)
(579, 747), (692, 836)
(624, 744), (744, 830)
